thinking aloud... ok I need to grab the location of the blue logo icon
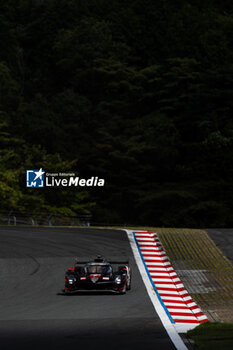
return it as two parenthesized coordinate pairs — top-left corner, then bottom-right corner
(26, 168), (45, 187)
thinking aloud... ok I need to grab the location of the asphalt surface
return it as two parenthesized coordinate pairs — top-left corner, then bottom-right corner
(207, 229), (233, 262)
(0, 227), (175, 350)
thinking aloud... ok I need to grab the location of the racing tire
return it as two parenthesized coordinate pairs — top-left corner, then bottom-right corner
(126, 275), (131, 290)
(118, 283), (127, 294)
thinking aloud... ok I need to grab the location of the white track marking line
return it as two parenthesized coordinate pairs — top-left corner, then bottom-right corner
(125, 230), (189, 350)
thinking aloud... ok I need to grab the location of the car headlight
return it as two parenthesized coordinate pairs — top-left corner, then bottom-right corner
(68, 278), (76, 284)
(115, 276), (122, 284)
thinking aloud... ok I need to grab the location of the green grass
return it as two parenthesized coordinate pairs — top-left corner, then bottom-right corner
(187, 322), (233, 350)
(157, 228), (233, 322)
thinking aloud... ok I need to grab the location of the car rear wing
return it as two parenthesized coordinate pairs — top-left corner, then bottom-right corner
(74, 257), (129, 265)
(108, 260), (129, 265)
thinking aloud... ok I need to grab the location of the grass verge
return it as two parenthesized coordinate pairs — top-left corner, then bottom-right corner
(157, 228), (233, 323)
(187, 322), (233, 350)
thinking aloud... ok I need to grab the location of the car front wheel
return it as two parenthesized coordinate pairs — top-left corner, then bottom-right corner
(118, 283), (127, 294)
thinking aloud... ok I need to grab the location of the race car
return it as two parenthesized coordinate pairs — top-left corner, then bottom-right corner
(63, 256), (131, 294)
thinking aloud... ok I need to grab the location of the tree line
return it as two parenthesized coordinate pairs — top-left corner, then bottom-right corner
(1, 0), (233, 227)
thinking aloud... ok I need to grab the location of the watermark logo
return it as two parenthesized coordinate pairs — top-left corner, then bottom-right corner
(26, 169), (105, 187)
(26, 168), (45, 188)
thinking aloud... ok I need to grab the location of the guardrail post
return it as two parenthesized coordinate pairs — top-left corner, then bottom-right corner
(13, 216), (16, 226)
(48, 213), (53, 226)
(8, 210), (13, 225)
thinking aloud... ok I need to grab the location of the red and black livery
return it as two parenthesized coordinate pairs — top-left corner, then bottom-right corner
(64, 256), (131, 294)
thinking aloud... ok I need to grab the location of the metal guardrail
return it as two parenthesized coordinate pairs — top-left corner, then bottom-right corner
(1, 212), (139, 228)
(0, 211), (92, 227)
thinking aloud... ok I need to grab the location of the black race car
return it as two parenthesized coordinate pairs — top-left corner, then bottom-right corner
(63, 256), (131, 294)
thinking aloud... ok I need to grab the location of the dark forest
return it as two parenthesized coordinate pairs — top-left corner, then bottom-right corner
(1, 0), (233, 227)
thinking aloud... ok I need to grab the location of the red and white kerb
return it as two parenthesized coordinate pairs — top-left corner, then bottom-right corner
(134, 232), (208, 325)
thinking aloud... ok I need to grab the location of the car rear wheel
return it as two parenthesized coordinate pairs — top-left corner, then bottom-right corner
(126, 274), (131, 290)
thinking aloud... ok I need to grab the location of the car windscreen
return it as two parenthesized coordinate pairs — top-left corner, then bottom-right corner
(86, 265), (112, 274)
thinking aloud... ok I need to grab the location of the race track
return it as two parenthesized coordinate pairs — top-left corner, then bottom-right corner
(0, 227), (176, 350)
(207, 228), (233, 262)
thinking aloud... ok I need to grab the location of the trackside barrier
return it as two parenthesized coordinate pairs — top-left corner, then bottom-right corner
(1, 211), (92, 226)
